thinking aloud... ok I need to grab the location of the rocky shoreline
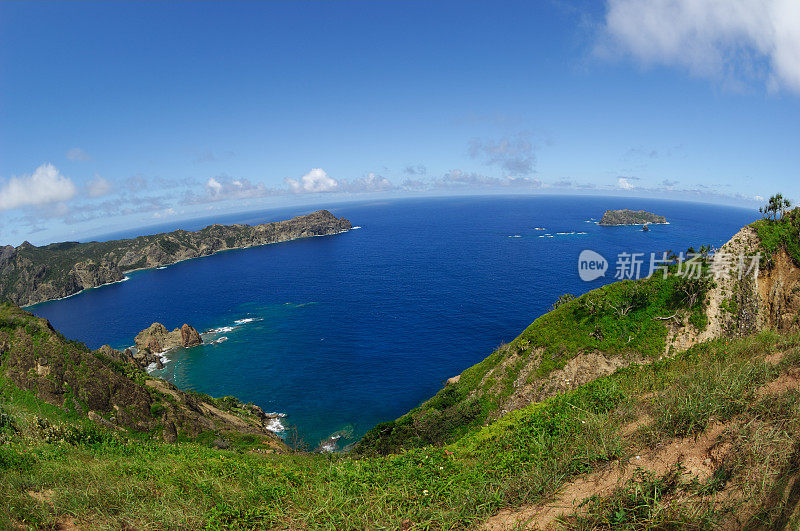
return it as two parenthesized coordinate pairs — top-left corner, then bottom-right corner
(1, 210), (352, 307)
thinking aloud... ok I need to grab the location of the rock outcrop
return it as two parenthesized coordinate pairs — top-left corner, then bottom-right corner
(180, 323), (202, 347)
(599, 209), (667, 225)
(134, 322), (203, 353)
(0, 210), (352, 307)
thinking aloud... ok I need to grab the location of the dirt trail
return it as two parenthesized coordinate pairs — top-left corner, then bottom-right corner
(484, 366), (800, 530)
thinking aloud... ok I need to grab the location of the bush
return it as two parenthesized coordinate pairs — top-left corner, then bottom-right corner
(150, 402), (165, 417)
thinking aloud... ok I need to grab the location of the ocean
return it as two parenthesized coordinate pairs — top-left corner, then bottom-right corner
(28, 195), (757, 449)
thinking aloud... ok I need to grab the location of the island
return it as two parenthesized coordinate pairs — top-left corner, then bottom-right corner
(599, 208), (667, 226)
(0, 209), (352, 307)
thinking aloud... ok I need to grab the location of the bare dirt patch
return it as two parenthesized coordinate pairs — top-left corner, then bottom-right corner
(484, 422), (728, 530)
(505, 351), (636, 413)
(764, 350), (789, 365)
(27, 489), (54, 504)
(757, 367), (800, 396)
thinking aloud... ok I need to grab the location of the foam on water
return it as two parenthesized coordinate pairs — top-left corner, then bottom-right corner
(265, 413), (287, 433)
(207, 326), (236, 334)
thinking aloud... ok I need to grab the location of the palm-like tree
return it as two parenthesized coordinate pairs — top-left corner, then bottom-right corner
(760, 194), (793, 221)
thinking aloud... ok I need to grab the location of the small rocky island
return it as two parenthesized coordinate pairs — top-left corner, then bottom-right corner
(599, 209), (667, 226)
(130, 322), (203, 369)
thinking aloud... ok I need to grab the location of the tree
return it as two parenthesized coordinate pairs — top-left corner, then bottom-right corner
(760, 193), (793, 221)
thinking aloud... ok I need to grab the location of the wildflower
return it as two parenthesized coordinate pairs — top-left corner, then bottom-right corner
(423, 489), (429, 496)
(438, 466), (443, 470)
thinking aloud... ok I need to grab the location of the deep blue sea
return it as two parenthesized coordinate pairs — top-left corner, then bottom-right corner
(28, 195), (757, 448)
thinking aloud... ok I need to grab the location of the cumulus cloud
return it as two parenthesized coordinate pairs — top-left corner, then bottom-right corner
(662, 179), (680, 188)
(152, 208), (177, 219)
(182, 175), (273, 204)
(437, 169), (541, 189)
(285, 169), (396, 194)
(341, 172), (394, 193)
(87, 175), (112, 197)
(207, 177), (223, 196)
(468, 135), (536, 175)
(285, 168), (340, 193)
(401, 178), (427, 191)
(600, 0), (800, 93)
(617, 177), (635, 190)
(0, 163), (78, 211)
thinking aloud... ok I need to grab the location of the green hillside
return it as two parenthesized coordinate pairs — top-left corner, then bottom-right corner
(3, 307), (800, 528)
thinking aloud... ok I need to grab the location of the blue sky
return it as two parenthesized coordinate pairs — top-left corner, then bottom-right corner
(1, 0), (799, 245)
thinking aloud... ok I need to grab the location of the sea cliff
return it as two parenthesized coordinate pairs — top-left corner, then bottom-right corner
(0, 210), (351, 307)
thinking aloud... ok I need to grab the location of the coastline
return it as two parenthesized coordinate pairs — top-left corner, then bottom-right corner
(23, 226), (353, 309)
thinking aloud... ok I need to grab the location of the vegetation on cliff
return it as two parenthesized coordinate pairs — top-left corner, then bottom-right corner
(0, 210), (352, 307)
(753, 205), (800, 268)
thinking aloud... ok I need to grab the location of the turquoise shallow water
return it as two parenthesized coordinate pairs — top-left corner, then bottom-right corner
(29, 195), (757, 448)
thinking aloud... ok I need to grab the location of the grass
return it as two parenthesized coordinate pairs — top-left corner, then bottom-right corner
(4, 328), (800, 529)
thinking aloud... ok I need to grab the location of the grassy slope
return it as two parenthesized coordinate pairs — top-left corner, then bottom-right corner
(355, 269), (710, 455)
(4, 327), (800, 528)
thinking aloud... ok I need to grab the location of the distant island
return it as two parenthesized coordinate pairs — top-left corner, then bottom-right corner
(0, 210), (352, 307)
(599, 209), (667, 226)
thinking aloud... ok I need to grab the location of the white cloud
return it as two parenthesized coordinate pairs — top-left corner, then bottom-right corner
(342, 172), (394, 192)
(437, 169), (542, 189)
(0, 163), (78, 211)
(182, 176), (273, 205)
(601, 0), (800, 94)
(285, 168), (340, 193)
(87, 175), (112, 197)
(617, 177), (635, 190)
(152, 208), (177, 219)
(207, 177), (223, 196)
(66, 147), (91, 161)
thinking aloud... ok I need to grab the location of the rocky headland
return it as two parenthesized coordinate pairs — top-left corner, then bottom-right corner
(599, 208), (667, 225)
(0, 209), (352, 307)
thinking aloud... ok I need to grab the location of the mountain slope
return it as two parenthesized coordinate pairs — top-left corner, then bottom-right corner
(0, 210), (352, 307)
